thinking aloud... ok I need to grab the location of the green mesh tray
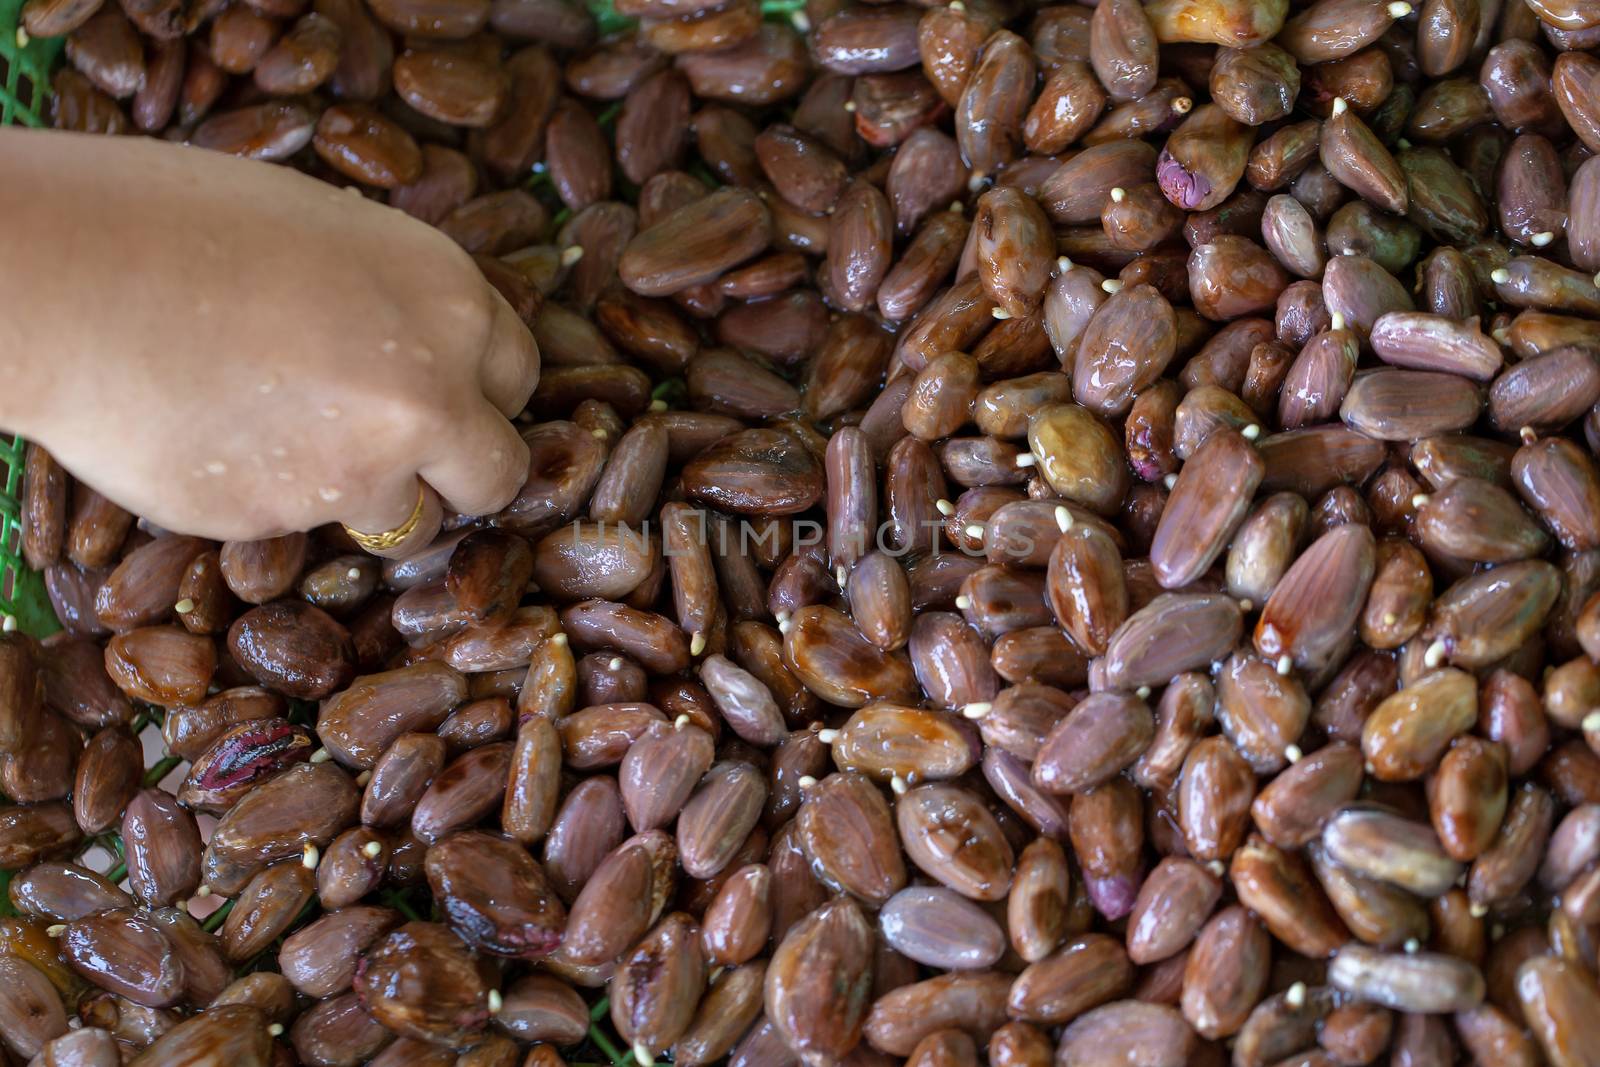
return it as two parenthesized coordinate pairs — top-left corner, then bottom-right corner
(1, 0), (64, 638)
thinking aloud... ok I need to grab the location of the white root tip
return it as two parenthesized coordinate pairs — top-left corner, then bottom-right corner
(967, 172), (987, 193)
(1054, 505), (1074, 533)
(268, 1023), (284, 1036)
(1101, 279), (1124, 294)
(775, 611), (791, 625)
(1531, 231), (1556, 247)
(991, 306), (1012, 320)
(551, 632), (569, 647)
(1388, 0), (1412, 14)
(843, 99), (856, 112)
(1286, 982), (1307, 1009)
(948, 200), (964, 214)
(1382, 612), (1398, 626)
(488, 990), (504, 1014)
(1110, 187), (1126, 203)
(15, 26), (30, 47)
(1057, 256), (1073, 273)
(1411, 493), (1431, 509)
(955, 595), (973, 610)
(633, 1044), (654, 1067)
(778, 618), (794, 635)
(609, 656), (624, 671)
(1, 616), (15, 633)
(174, 598), (195, 615)
(964, 525), (985, 541)
(962, 701), (993, 720)
(797, 775), (818, 789)
(1469, 901), (1489, 918)
(362, 840), (384, 859)
(817, 728), (840, 745)
(302, 843), (320, 871)
(1423, 638), (1448, 669)
(591, 427), (609, 438)
(1403, 938), (1420, 954)
(649, 399), (669, 413)
(1015, 452), (1037, 467)
(46, 924), (65, 937)
(690, 632), (707, 656)
(1163, 473), (1179, 490)
(1330, 312), (1346, 330)
(1136, 686), (1152, 700)
(1520, 426), (1539, 446)
(1491, 268), (1511, 284)
(1205, 860), (1225, 877)
(1331, 97), (1349, 116)
(355, 770), (372, 786)
(1582, 709), (1600, 733)
(836, 566), (848, 590)
(1241, 424), (1262, 442)
(1493, 327), (1511, 344)
(890, 774), (909, 795)
(310, 748), (331, 764)
(560, 245), (585, 267)
(935, 498), (956, 516)
(674, 713), (692, 730)
(790, 8), (809, 29)
(949, 0), (964, 8)
(1276, 655), (1293, 676)
(346, 567), (362, 580)
(197, 885), (212, 897)
(1285, 744), (1303, 764)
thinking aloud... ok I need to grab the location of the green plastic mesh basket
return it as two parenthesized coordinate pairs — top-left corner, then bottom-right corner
(0, 0), (62, 127)
(1, 0), (65, 639)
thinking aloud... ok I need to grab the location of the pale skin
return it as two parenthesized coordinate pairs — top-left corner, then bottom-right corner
(0, 128), (540, 557)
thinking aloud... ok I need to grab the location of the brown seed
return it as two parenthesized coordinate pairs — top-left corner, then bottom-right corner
(1323, 807), (1464, 897)
(1008, 934), (1133, 1025)
(1159, 105), (1253, 213)
(1033, 691), (1154, 795)
(797, 771), (906, 905)
(1330, 944), (1484, 1013)
(765, 896), (874, 1063)
(1181, 905), (1270, 1039)
(62, 910), (186, 1009)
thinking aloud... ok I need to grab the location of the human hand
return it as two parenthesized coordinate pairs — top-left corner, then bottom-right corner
(1, 129), (539, 557)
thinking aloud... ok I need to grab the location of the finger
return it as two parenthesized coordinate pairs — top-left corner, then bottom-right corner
(418, 403), (531, 518)
(479, 292), (541, 419)
(341, 479), (444, 560)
